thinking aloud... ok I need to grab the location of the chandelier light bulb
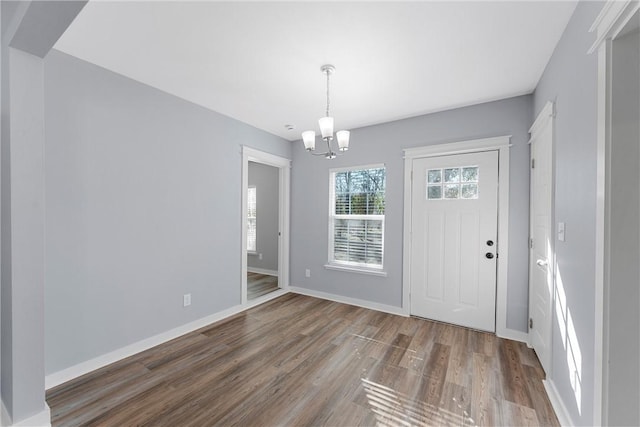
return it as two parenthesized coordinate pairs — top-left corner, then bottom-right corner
(336, 130), (350, 151)
(302, 130), (316, 151)
(318, 117), (334, 139)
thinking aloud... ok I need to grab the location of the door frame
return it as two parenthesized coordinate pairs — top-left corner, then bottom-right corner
(402, 135), (512, 338)
(241, 146), (291, 306)
(527, 100), (555, 376)
(589, 1), (640, 424)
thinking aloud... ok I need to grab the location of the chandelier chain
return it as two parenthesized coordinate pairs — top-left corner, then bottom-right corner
(325, 69), (330, 117)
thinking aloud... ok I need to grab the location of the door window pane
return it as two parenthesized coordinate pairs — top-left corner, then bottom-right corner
(427, 169), (442, 184)
(461, 183), (478, 199)
(461, 167), (479, 182)
(444, 168), (460, 183)
(427, 165), (479, 200)
(427, 185), (442, 199)
(444, 184), (460, 199)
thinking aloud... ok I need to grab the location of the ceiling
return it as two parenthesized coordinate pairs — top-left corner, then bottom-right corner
(54, 1), (577, 141)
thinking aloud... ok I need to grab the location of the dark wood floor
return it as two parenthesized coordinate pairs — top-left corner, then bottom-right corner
(247, 272), (279, 300)
(47, 294), (558, 426)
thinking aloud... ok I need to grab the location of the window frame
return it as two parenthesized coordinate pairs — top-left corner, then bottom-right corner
(326, 163), (387, 276)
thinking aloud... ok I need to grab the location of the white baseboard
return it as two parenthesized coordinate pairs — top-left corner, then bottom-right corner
(45, 303), (247, 390)
(543, 379), (574, 426)
(496, 327), (529, 344)
(247, 267), (278, 276)
(1, 400), (10, 427)
(289, 286), (407, 317)
(1, 401), (51, 427)
(245, 288), (288, 308)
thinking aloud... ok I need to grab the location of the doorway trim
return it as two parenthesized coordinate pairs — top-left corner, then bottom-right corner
(589, 1), (640, 424)
(241, 146), (291, 306)
(402, 135), (513, 338)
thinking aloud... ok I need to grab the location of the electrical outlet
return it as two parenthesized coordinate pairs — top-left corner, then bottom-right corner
(183, 293), (191, 307)
(558, 222), (566, 242)
(259, 253), (263, 260)
(305, 269), (311, 278)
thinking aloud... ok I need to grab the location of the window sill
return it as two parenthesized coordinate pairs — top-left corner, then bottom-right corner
(324, 263), (388, 277)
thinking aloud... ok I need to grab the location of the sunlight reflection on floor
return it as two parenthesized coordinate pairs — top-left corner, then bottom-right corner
(361, 378), (477, 427)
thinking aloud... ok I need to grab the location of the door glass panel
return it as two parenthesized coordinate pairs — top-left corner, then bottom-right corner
(444, 184), (459, 199)
(444, 168), (460, 183)
(427, 185), (442, 199)
(461, 183), (478, 199)
(427, 166), (479, 200)
(461, 167), (478, 182)
(428, 169), (442, 183)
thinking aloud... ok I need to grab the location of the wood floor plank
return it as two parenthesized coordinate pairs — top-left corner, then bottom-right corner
(499, 339), (534, 408)
(247, 272), (278, 299)
(47, 294), (559, 427)
(523, 364), (561, 426)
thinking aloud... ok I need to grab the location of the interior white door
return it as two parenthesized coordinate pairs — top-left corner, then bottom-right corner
(528, 108), (554, 375)
(410, 150), (499, 332)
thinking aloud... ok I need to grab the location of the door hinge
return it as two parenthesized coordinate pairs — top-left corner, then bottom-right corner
(529, 318), (533, 329)
(531, 158), (535, 169)
(530, 238), (534, 249)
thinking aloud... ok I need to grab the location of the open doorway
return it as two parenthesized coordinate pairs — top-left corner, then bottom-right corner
(247, 161), (280, 299)
(241, 147), (290, 305)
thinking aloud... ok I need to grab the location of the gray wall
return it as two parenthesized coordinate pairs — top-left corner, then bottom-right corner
(0, 0), (85, 422)
(44, 50), (291, 374)
(247, 161), (279, 273)
(608, 27), (640, 427)
(290, 95), (532, 331)
(1, 46), (47, 424)
(532, 1), (603, 425)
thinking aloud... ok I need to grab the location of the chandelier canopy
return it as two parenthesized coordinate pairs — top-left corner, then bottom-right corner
(302, 64), (350, 159)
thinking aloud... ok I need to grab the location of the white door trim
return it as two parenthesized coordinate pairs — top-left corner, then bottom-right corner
(402, 135), (512, 338)
(590, 1), (640, 424)
(241, 146), (291, 305)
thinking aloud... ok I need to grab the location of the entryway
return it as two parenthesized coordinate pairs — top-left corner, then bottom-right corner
(241, 146), (291, 305)
(403, 136), (511, 334)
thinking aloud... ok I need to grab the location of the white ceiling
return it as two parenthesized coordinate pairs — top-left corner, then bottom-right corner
(54, 1), (577, 141)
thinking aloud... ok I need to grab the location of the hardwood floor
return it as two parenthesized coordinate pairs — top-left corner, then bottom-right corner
(47, 294), (558, 426)
(247, 272), (279, 300)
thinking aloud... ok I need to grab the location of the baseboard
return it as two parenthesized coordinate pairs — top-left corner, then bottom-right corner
(247, 267), (278, 276)
(45, 303), (247, 390)
(245, 288), (288, 308)
(496, 327), (529, 344)
(543, 379), (574, 426)
(1, 402), (51, 427)
(1, 400), (10, 427)
(289, 286), (407, 317)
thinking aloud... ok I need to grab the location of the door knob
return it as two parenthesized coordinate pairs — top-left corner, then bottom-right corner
(485, 253), (494, 259)
(536, 259), (548, 267)
(486, 240), (494, 246)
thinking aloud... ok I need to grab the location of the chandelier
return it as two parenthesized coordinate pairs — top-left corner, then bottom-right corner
(301, 64), (350, 159)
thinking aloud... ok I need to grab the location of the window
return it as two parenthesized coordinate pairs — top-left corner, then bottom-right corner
(329, 165), (385, 270)
(247, 186), (257, 252)
(427, 166), (479, 200)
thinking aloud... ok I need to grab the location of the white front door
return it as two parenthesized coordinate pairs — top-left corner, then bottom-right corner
(528, 103), (554, 374)
(410, 150), (499, 332)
